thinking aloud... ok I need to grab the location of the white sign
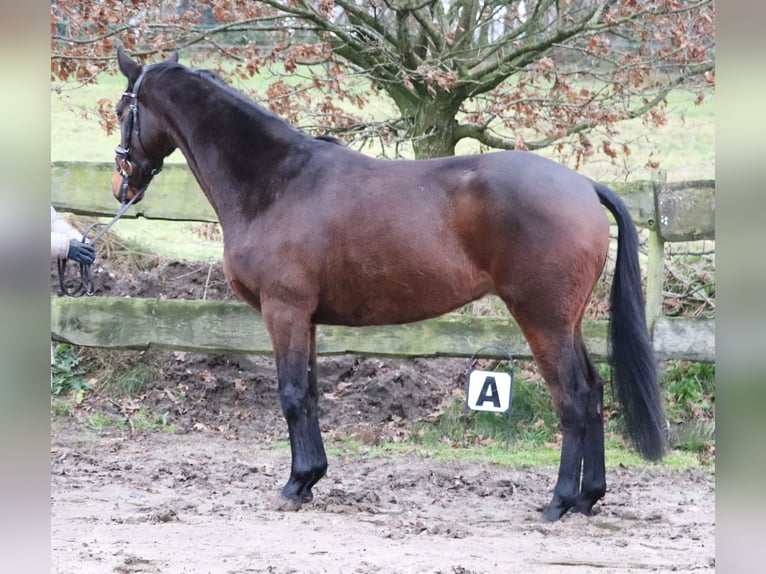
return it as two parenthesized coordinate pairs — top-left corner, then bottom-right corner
(465, 370), (513, 413)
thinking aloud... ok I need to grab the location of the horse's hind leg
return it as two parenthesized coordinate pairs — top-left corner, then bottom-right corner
(261, 300), (327, 507)
(534, 333), (589, 521)
(509, 317), (595, 521)
(572, 333), (607, 515)
(302, 324), (325, 501)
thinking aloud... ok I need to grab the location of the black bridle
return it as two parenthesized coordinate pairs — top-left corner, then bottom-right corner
(58, 66), (160, 297)
(114, 66), (163, 203)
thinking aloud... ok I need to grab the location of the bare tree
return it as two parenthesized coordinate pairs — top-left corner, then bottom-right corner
(51, 0), (715, 164)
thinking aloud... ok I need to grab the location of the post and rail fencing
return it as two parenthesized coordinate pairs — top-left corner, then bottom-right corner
(51, 162), (715, 363)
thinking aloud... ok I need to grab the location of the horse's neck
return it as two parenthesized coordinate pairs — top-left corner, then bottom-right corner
(164, 88), (305, 227)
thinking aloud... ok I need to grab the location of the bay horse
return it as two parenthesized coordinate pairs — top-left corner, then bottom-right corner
(112, 47), (665, 521)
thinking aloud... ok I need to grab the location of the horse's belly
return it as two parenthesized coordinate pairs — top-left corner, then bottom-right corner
(312, 268), (493, 326)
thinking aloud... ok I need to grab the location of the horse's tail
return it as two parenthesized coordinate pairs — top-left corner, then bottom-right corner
(593, 181), (666, 460)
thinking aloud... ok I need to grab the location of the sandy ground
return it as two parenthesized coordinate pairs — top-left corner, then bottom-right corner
(51, 420), (714, 574)
(51, 260), (715, 573)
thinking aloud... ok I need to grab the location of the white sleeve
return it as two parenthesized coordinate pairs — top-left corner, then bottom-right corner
(51, 206), (82, 259)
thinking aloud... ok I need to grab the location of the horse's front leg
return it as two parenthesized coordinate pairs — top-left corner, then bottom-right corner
(262, 302), (327, 508)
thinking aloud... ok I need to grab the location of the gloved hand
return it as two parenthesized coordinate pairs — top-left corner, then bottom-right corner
(67, 239), (96, 265)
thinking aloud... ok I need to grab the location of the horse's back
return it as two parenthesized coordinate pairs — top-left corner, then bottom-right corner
(346, 149), (608, 232)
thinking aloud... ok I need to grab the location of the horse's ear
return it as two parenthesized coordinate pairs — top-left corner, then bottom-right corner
(166, 48), (179, 64)
(117, 45), (140, 80)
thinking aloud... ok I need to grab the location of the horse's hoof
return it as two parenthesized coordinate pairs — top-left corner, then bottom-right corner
(541, 505), (566, 522)
(271, 494), (302, 512)
(572, 503), (596, 516)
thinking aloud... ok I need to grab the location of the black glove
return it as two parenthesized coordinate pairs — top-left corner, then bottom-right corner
(67, 239), (96, 265)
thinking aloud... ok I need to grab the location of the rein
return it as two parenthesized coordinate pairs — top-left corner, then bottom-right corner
(59, 65), (156, 297)
(57, 190), (144, 297)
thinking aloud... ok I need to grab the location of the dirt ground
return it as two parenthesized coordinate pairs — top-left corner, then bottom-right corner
(51, 418), (714, 574)
(51, 260), (715, 574)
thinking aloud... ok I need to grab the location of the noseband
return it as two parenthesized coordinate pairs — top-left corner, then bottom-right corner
(114, 66), (162, 203)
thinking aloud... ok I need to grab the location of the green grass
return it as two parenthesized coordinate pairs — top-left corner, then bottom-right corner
(97, 361), (155, 398)
(52, 397), (177, 434)
(316, 435), (707, 470)
(118, 408), (175, 432)
(394, 358), (714, 467)
(663, 362), (715, 421)
(91, 218), (224, 261)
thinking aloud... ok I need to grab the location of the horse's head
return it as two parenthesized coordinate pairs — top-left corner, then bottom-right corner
(112, 46), (178, 204)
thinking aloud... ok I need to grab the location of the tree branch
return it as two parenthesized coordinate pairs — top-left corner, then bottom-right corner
(465, 1), (604, 89)
(454, 57), (713, 152)
(453, 121), (517, 149)
(408, 4), (446, 56)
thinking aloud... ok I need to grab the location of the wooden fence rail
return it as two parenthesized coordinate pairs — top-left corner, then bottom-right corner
(51, 162), (715, 362)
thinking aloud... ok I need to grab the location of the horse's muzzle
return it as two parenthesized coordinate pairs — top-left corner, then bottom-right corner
(111, 169), (143, 204)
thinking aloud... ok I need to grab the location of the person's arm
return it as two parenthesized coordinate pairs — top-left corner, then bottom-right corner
(51, 206), (94, 263)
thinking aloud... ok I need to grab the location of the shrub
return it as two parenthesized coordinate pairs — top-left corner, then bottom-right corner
(51, 343), (92, 404)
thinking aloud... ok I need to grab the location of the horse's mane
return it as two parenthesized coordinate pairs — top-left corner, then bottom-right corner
(152, 64), (345, 146)
(314, 134), (345, 146)
(194, 68), (227, 86)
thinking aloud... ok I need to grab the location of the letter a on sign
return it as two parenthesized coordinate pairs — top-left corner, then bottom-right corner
(466, 370), (513, 413)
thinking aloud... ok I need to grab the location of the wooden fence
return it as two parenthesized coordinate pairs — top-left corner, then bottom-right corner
(51, 162), (715, 362)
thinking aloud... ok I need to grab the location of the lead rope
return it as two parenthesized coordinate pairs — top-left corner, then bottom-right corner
(57, 190), (144, 297)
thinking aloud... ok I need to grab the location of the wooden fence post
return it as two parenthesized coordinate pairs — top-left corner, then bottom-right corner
(644, 173), (666, 335)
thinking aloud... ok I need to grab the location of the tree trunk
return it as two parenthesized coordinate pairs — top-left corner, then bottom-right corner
(399, 98), (461, 159)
